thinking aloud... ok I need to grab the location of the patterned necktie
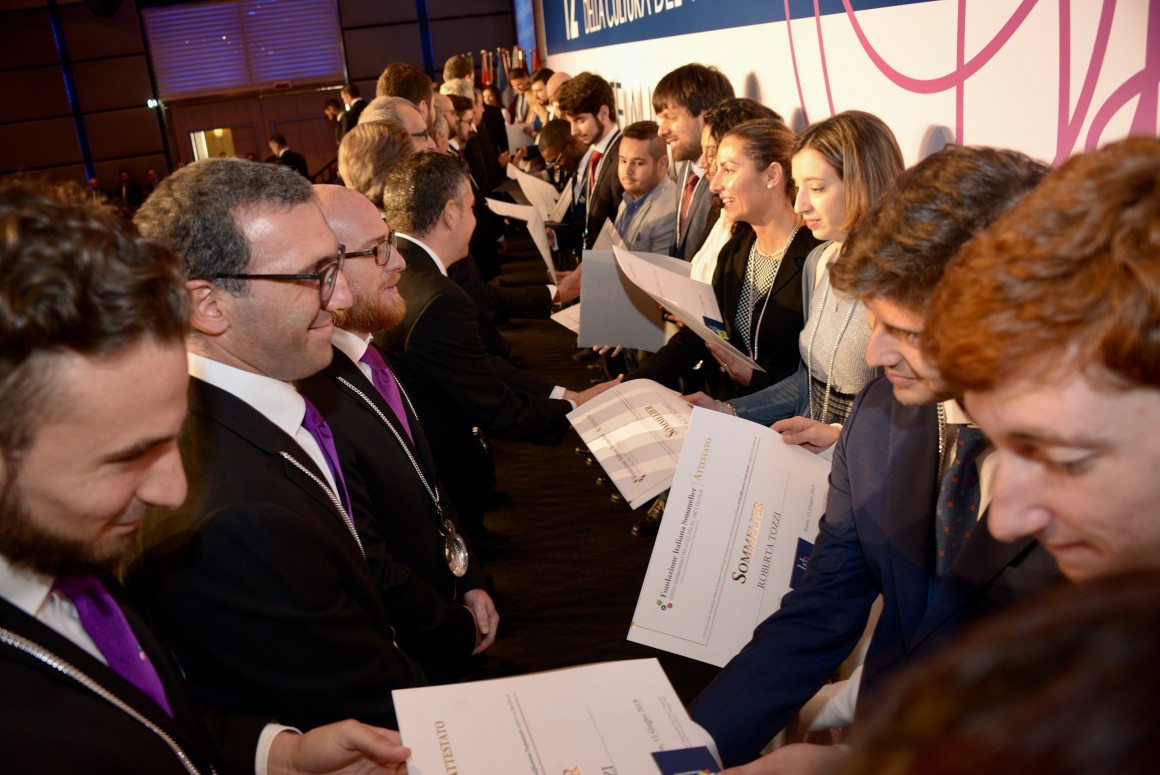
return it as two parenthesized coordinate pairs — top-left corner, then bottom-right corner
(934, 426), (987, 577)
(360, 345), (413, 443)
(52, 576), (173, 717)
(587, 150), (603, 201)
(679, 171), (700, 238)
(301, 397), (354, 520)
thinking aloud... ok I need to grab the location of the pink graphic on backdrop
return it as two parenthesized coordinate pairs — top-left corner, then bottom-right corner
(789, 0), (1158, 162)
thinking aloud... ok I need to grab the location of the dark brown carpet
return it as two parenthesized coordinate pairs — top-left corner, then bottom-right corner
(472, 230), (720, 706)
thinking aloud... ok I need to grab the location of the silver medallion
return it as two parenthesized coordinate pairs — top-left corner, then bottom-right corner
(443, 519), (469, 577)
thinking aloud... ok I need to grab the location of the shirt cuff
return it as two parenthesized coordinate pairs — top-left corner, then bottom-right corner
(547, 284), (558, 303)
(255, 723), (301, 775)
(549, 385), (577, 409)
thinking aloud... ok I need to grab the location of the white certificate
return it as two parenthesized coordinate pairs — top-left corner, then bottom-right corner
(568, 379), (693, 509)
(486, 198), (557, 284)
(506, 163), (560, 220)
(506, 123), (533, 156)
(548, 178), (574, 223)
(550, 302), (582, 334)
(393, 659), (711, 775)
(628, 408), (832, 666)
(613, 246), (762, 373)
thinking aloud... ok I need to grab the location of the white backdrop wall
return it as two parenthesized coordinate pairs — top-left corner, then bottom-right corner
(543, 0), (1158, 166)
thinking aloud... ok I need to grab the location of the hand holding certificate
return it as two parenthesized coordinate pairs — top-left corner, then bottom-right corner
(628, 408), (832, 666)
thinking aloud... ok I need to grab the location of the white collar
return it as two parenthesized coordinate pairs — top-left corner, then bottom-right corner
(187, 352), (306, 440)
(0, 553), (52, 619)
(942, 398), (974, 426)
(332, 327), (371, 364)
(397, 233), (449, 276)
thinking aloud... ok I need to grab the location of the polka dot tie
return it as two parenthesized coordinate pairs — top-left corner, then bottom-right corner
(934, 426), (987, 577)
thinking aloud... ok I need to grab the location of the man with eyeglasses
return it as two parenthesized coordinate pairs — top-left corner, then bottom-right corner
(130, 158), (479, 734)
(360, 95), (434, 153)
(299, 185), (499, 684)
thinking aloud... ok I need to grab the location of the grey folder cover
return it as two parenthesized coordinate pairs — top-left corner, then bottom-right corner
(578, 248), (687, 352)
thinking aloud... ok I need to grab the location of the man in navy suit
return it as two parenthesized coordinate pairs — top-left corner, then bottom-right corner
(690, 146), (1062, 771)
(0, 180), (408, 771)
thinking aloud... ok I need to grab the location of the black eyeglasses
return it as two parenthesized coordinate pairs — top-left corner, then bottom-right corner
(344, 230), (397, 267)
(214, 246), (346, 305)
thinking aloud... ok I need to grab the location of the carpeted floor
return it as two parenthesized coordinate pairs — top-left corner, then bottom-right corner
(470, 231), (720, 706)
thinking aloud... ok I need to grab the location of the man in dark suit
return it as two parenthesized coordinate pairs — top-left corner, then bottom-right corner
(688, 146), (1061, 769)
(131, 158), (479, 733)
(342, 83), (366, 131)
(554, 72), (623, 250)
(376, 152), (617, 544)
(0, 180), (408, 772)
(300, 184), (499, 679)
(268, 133), (310, 179)
(652, 64), (734, 260)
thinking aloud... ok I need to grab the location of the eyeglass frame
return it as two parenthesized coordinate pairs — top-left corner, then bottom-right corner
(343, 229), (398, 268)
(212, 245), (347, 305)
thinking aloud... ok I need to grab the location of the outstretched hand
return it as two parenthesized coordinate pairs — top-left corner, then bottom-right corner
(268, 721), (409, 775)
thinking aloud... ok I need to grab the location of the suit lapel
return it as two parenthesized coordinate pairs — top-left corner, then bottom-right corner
(188, 378), (341, 520)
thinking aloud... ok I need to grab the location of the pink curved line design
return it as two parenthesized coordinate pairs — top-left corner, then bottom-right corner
(840, 0), (1039, 93)
(956, 0), (966, 144)
(814, 0), (836, 116)
(1086, 0), (1160, 151)
(1055, 0), (1117, 164)
(784, 0), (810, 124)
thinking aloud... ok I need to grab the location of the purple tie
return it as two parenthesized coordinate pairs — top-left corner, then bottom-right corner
(53, 576), (173, 717)
(301, 397), (354, 520)
(359, 345), (413, 443)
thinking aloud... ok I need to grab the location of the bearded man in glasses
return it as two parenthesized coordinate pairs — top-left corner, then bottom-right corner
(129, 158), (479, 734)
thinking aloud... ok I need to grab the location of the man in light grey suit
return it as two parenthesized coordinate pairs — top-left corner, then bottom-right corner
(614, 121), (676, 253)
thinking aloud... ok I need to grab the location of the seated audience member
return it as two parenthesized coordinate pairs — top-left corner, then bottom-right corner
(268, 133), (310, 179)
(299, 185), (498, 682)
(627, 119), (819, 397)
(688, 144), (1060, 770)
(693, 111), (905, 453)
(360, 96), (434, 152)
(615, 120), (677, 253)
(337, 119), (414, 210)
(0, 179), (408, 773)
(376, 152), (617, 547)
(687, 98), (782, 284)
(652, 63), (736, 260)
(554, 72), (624, 249)
(844, 573), (1160, 775)
(925, 135), (1160, 583)
(131, 159), (479, 732)
(375, 62), (434, 127)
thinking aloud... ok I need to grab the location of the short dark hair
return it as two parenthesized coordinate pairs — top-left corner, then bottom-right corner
(376, 62), (433, 109)
(530, 68), (554, 86)
(135, 158), (315, 294)
(341, 83), (360, 99)
(537, 118), (572, 153)
(338, 120), (415, 209)
(554, 72), (615, 120)
(652, 63), (735, 117)
(722, 119), (797, 199)
(508, 67), (529, 80)
(323, 98), (342, 111)
(621, 120), (665, 159)
(927, 135), (1160, 393)
(448, 95), (472, 114)
(443, 54), (472, 81)
(793, 110), (904, 233)
(381, 151), (469, 237)
(269, 133), (288, 147)
(703, 98), (782, 143)
(833, 145), (1047, 312)
(0, 180), (187, 467)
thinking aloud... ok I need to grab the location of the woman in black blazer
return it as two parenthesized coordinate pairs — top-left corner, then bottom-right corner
(627, 118), (819, 398)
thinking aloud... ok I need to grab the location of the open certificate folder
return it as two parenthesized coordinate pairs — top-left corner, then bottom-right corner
(568, 379), (693, 509)
(393, 659), (717, 775)
(628, 408), (832, 666)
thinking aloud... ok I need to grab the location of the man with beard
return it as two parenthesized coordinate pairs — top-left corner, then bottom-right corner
(299, 185), (498, 682)
(652, 64), (734, 260)
(0, 180), (409, 772)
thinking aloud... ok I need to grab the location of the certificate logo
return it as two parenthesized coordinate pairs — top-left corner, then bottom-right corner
(633, 473), (647, 484)
(656, 599), (673, 611)
(789, 537), (814, 588)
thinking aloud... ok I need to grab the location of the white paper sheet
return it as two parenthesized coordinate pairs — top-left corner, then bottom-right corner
(628, 408), (832, 666)
(548, 177), (574, 223)
(506, 163), (560, 220)
(613, 246), (762, 372)
(506, 123), (533, 156)
(485, 198), (557, 284)
(550, 302), (582, 334)
(568, 379), (693, 509)
(394, 659), (711, 775)
(590, 218), (625, 251)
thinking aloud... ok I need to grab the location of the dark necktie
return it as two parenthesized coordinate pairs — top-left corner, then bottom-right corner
(359, 345), (413, 443)
(935, 426), (987, 577)
(587, 150), (603, 201)
(301, 397), (354, 520)
(679, 171), (700, 238)
(52, 576), (173, 717)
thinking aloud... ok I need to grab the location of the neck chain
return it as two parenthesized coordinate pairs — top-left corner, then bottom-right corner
(936, 401), (947, 482)
(746, 225), (800, 361)
(805, 258), (857, 424)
